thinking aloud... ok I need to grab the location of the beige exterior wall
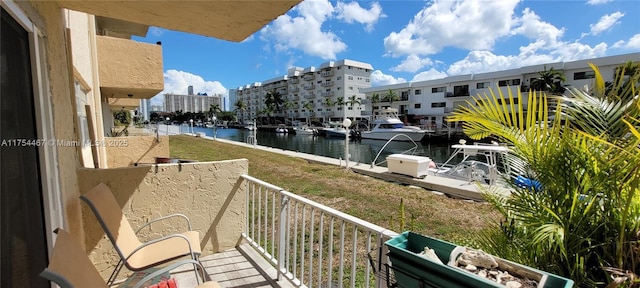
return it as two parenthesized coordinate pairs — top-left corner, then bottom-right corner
(22, 0), (87, 238)
(76, 159), (248, 278)
(96, 35), (163, 99)
(105, 135), (170, 167)
(108, 97), (140, 110)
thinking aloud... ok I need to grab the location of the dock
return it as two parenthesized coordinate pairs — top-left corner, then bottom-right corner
(207, 136), (510, 201)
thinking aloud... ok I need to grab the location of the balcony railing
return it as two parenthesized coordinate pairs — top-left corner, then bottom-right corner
(304, 94), (315, 99)
(290, 78), (300, 84)
(304, 85), (315, 90)
(321, 81), (334, 87)
(321, 70), (333, 77)
(303, 74), (315, 81)
(321, 91), (334, 97)
(241, 174), (398, 288)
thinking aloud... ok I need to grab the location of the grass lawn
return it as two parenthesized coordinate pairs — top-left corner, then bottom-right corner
(170, 135), (499, 246)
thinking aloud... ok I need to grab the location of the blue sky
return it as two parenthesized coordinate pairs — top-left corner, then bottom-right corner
(134, 0), (640, 109)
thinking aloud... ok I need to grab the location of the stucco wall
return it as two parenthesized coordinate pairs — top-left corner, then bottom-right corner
(77, 159), (248, 278)
(105, 135), (169, 167)
(24, 1), (86, 239)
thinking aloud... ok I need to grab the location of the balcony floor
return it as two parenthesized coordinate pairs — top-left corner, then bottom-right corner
(171, 243), (295, 288)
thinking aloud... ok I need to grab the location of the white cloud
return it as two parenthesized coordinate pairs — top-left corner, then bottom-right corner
(260, 0), (346, 59)
(587, 0), (612, 5)
(618, 34), (640, 49)
(335, 1), (384, 32)
(511, 8), (564, 48)
(411, 69), (447, 82)
(391, 55), (433, 73)
(147, 27), (164, 37)
(370, 70), (407, 86)
(149, 70), (228, 106)
(383, 0), (520, 57)
(590, 12), (624, 36)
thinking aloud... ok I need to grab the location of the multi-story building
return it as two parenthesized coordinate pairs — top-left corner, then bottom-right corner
(361, 52), (640, 130)
(236, 59), (373, 124)
(163, 93), (223, 113)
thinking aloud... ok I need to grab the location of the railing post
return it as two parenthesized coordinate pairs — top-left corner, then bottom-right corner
(278, 192), (288, 281)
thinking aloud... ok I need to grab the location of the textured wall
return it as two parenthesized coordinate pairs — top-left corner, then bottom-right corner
(96, 35), (163, 99)
(104, 135), (169, 167)
(77, 159), (248, 278)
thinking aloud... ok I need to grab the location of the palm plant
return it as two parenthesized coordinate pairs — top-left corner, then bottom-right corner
(448, 63), (640, 286)
(530, 65), (566, 94)
(368, 93), (381, 116)
(208, 104), (221, 122)
(234, 100), (247, 123)
(383, 89), (400, 107)
(302, 102), (313, 124)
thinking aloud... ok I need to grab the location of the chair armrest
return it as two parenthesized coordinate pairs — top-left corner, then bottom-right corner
(135, 213), (192, 235)
(123, 234), (195, 266)
(130, 259), (208, 288)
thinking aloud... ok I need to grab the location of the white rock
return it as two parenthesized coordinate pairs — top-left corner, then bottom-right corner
(456, 248), (498, 269)
(477, 270), (487, 278)
(506, 281), (522, 288)
(418, 246), (443, 264)
(464, 264), (477, 272)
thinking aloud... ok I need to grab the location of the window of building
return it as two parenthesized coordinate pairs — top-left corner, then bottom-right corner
(498, 79), (521, 86)
(414, 103), (421, 109)
(415, 89), (422, 95)
(574, 71), (595, 80)
(349, 86), (354, 90)
(337, 76), (342, 80)
(453, 85), (469, 96)
(497, 98), (519, 104)
(431, 102), (446, 108)
(431, 87), (445, 93)
(365, 78), (370, 82)
(476, 82), (490, 89)
(348, 76), (353, 80)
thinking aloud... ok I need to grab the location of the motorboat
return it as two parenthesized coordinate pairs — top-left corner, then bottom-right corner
(429, 141), (517, 186)
(293, 125), (317, 135)
(361, 108), (427, 142)
(275, 124), (288, 134)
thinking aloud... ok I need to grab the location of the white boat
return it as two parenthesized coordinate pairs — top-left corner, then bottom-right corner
(361, 108), (427, 142)
(275, 124), (288, 134)
(293, 125), (317, 135)
(429, 141), (515, 186)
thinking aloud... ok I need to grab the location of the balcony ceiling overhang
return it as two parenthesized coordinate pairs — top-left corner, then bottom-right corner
(58, 1), (301, 42)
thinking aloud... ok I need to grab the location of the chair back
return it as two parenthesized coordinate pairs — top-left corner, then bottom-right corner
(80, 183), (142, 261)
(40, 229), (108, 288)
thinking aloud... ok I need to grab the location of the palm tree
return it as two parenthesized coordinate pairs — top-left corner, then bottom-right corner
(346, 94), (361, 121)
(283, 100), (295, 125)
(234, 100), (247, 123)
(530, 65), (566, 94)
(368, 93), (381, 117)
(208, 104), (221, 121)
(383, 89), (399, 107)
(302, 102), (313, 124)
(448, 64), (640, 286)
(322, 98), (334, 123)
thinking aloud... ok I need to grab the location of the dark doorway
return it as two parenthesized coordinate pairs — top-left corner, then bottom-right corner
(1, 7), (49, 288)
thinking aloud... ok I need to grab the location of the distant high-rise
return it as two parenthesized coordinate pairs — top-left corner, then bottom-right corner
(188, 85), (194, 96)
(163, 93), (222, 113)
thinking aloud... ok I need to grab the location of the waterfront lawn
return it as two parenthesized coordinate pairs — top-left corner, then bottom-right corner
(170, 135), (499, 246)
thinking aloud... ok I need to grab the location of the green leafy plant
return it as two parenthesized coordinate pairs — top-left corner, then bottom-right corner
(448, 63), (640, 286)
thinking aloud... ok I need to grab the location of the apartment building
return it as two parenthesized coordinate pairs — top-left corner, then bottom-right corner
(361, 52), (640, 129)
(163, 93), (223, 113)
(236, 59), (373, 123)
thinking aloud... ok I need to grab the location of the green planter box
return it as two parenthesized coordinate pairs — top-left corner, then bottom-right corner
(384, 231), (574, 288)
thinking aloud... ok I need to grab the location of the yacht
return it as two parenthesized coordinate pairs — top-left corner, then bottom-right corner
(361, 108), (427, 142)
(275, 124), (288, 133)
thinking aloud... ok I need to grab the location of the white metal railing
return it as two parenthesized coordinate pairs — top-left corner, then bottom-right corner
(241, 175), (398, 288)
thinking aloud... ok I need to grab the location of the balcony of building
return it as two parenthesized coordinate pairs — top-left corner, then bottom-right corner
(289, 95), (300, 101)
(304, 93), (316, 99)
(303, 74), (315, 81)
(96, 35), (163, 99)
(289, 78), (300, 84)
(303, 84), (315, 90)
(79, 159), (395, 287)
(289, 87), (300, 93)
(321, 91), (335, 97)
(321, 70), (334, 77)
(321, 81), (334, 87)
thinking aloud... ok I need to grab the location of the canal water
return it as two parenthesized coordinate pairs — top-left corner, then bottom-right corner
(190, 126), (459, 166)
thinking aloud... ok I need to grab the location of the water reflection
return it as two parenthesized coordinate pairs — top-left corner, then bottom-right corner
(191, 127), (456, 165)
